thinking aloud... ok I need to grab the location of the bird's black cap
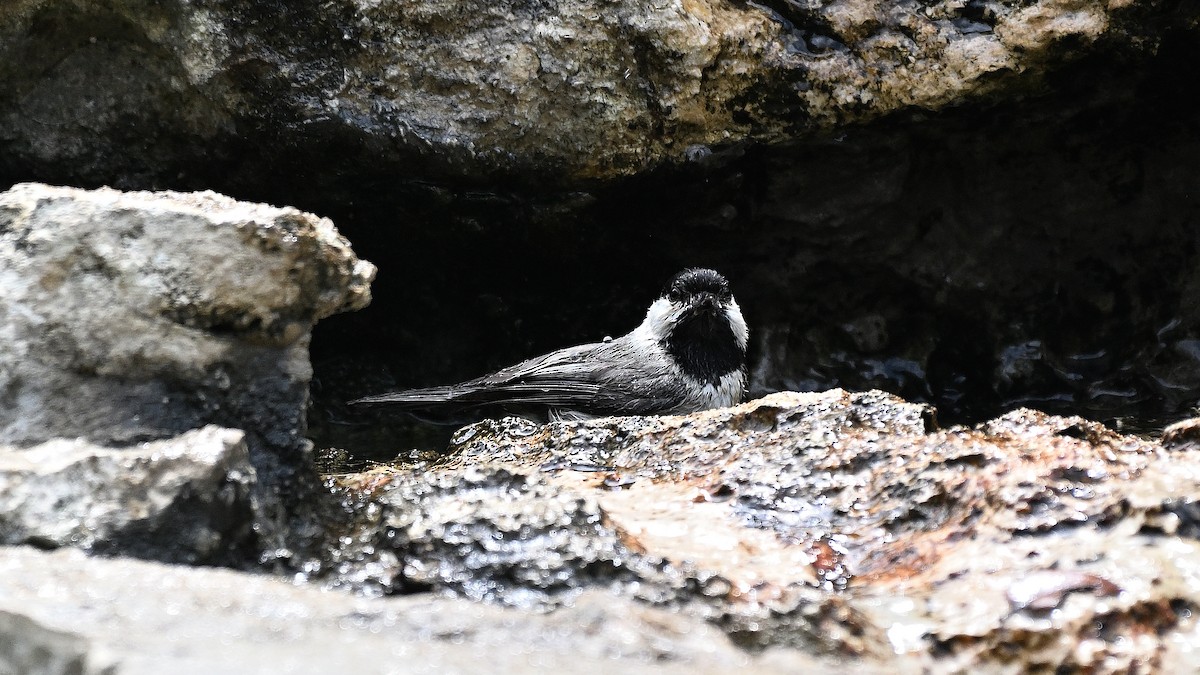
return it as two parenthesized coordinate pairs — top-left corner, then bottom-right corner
(664, 268), (733, 303)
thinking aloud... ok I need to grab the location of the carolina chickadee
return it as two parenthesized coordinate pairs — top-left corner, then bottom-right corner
(350, 268), (748, 423)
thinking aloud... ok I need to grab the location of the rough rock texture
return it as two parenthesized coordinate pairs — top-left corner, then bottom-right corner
(0, 610), (94, 675)
(0, 426), (255, 564)
(323, 390), (1200, 670)
(0, 182), (375, 559)
(0, 0), (1187, 184)
(0, 546), (845, 675)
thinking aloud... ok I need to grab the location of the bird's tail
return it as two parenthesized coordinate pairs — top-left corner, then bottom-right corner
(348, 385), (467, 409)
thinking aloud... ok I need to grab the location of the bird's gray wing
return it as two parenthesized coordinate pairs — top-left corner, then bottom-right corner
(350, 337), (687, 417)
(471, 337), (691, 415)
(587, 339), (689, 415)
(350, 343), (607, 410)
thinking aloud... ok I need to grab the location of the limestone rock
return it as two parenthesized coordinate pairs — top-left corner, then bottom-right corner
(0, 182), (375, 560)
(0, 546), (841, 675)
(325, 390), (1200, 670)
(0, 426), (255, 565)
(0, 610), (93, 675)
(0, 182), (373, 447)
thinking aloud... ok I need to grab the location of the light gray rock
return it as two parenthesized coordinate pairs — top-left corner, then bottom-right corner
(0, 546), (843, 675)
(0, 182), (373, 447)
(0, 611), (98, 675)
(0, 182), (375, 560)
(0, 426), (255, 564)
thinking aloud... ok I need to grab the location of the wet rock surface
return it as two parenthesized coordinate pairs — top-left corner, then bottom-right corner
(1, 0), (1185, 185)
(321, 390), (1200, 670)
(0, 546), (839, 675)
(0, 182), (374, 560)
(0, 426), (255, 565)
(2, 3), (1199, 669)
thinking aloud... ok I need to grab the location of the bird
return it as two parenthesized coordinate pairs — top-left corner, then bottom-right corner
(349, 268), (748, 423)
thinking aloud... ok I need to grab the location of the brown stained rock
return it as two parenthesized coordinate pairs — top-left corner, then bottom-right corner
(327, 389), (1200, 670)
(1006, 570), (1121, 611)
(1162, 417), (1200, 450)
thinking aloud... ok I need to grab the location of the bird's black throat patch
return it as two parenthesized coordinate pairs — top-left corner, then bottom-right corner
(663, 311), (744, 386)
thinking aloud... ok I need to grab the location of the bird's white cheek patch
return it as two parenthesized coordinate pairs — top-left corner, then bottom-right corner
(726, 302), (749, 350)
(644, 298), (681, 337)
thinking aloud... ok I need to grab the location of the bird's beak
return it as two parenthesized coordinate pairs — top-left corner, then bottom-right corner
(691, 293), (720, 314)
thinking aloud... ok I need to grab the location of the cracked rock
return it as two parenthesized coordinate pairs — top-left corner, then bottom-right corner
(0, 426), (256, 565)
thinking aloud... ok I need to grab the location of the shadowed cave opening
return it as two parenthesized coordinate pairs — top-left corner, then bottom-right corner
(300, 36), (1200, 463)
